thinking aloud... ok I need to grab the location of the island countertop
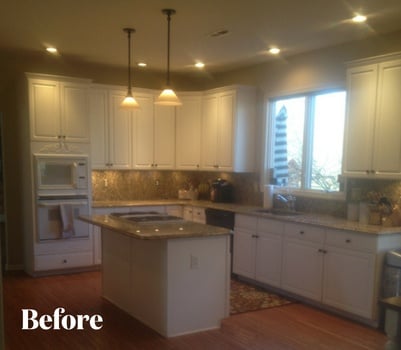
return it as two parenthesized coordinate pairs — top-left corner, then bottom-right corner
(80, 214), (231, 240)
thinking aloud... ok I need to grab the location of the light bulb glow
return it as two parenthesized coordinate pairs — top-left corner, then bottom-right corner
(269, 47), (280, 55)
(121, 94), (140, 109)
(46, 47), (58, 54)
(155, 88), (182, 106)
(352, 14), (367, 23)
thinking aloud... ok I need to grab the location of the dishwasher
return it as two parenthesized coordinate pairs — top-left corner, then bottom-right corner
(205, 208), (235, 273)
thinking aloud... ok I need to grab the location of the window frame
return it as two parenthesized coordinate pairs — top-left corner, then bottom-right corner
(264, 88), (347, 200)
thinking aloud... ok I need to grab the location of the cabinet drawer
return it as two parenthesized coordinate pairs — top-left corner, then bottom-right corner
(35, 252), (93, 271)
(325, 229), (376, 253)
(235, 214), (258, 230)
(257, 218), (284, 235)
(284, 223), (325, 243)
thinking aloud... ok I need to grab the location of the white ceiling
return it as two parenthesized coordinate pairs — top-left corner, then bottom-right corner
(1, 0), (401, 73)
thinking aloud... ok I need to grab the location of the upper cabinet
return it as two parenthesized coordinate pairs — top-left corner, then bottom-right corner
(27, 73), (90, 143)
(89, 86), (132, 169)
(343, 53), (401, 178)
(132, 97), (175, 170)
(201, 86), (256, 172)
(175, 93), (202, 170)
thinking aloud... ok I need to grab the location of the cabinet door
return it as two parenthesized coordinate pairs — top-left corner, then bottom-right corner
(176, 95), (202, 169)
(255, 232), (282, 287)
(322, 247), (375, 318)
(132, 94), (154, 169)
(232, 229), (256, 279)
(216, 91), (234, 171)
(373, 59), (401, 176)
(201, 94), (218, 170)
(281, 239), (323, 301)
(89, 88), (109, 168)
(29, 78), (61, 142)
(154, 105), (175, 169)
(343, 64), (377, 176)
(60, 82), (90, 142)
(109, 90), (132, 169)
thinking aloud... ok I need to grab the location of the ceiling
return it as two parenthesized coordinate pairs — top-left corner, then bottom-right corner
(1, 0), (401, 73)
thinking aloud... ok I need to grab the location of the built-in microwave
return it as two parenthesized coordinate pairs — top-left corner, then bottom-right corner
(35, 154), (89, 196)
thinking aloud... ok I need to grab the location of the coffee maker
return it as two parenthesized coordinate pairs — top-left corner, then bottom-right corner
(210, 179), (234, 203)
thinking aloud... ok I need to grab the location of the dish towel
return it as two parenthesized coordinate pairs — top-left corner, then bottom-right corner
(59, 204), (75, 238)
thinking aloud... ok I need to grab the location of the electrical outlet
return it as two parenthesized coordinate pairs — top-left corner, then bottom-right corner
(190, 254), (199, 269)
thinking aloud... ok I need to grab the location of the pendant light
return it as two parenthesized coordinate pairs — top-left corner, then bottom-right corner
(155, 9), (182, 106)
(121, 28), (140, 109)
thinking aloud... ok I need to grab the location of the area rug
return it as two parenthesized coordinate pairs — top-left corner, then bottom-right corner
(230, 279), (293, 315)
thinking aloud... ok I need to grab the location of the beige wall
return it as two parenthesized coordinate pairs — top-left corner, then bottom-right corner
(1, 29), (401, 268)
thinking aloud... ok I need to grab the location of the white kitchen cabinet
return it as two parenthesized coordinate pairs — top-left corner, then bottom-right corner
(183, 205), (205, 223)
(27, 73), (90, 143)
(233, 214), (283, 287)
(175, 94), (202, 170)
(255, 218), (284, 287)
(343, 54), (401, 178)
(132, 101), (175, 169)
(201, 86), (256, 172)
(322, 229), (376, 318)
(89, 86), (132, 169)
(281, 223), (325, 301)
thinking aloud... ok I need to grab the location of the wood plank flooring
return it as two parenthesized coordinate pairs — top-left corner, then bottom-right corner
(3, 271), (388, 350)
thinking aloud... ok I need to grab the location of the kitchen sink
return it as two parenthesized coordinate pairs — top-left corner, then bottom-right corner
(253, 209), (302, 216)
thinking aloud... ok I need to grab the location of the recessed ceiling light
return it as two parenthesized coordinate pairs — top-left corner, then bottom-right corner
(269, 47), (280, 55)
(46, 47), (58, 54)
(352, 14), (367, 23)
(137, 62), (147, 67)
(195, 62), (205, 68)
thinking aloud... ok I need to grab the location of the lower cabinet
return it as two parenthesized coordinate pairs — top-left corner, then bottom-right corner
(233, 215), (283, 288)
(233, 214), (384, 323)
(182, 205), (206, 223)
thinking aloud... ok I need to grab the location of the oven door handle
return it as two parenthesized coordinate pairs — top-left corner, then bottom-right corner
(37, 201), (88, 207)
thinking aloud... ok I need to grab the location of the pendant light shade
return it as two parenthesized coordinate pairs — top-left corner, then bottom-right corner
(155, 9), (182, 106)
(121, 28), (140, 109)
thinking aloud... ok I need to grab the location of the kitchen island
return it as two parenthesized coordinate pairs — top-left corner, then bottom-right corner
(80, 213), (231, 337)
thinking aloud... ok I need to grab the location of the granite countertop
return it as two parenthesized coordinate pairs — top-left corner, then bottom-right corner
(80, 214), (230, 240)
(92, 200), (401, 235)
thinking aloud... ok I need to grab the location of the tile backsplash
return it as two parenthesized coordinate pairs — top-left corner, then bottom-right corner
(92, 170), (262, 205)
(92, 170), (401, 219)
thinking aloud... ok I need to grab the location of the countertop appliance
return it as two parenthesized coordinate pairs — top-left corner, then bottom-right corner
(210, 179), (233, 203)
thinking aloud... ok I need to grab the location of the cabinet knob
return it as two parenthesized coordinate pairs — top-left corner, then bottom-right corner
(345, 239), (351, 243)
(299, 230), (304, 235)
(62, 259), (67, 264)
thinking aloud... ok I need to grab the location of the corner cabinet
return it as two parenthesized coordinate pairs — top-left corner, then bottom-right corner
(343, 53), (401, 178)
(27, 73), (91, 143)
(201, 86), (256, 172)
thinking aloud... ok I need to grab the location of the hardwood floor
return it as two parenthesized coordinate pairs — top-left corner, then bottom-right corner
(3, 271), (388, 350)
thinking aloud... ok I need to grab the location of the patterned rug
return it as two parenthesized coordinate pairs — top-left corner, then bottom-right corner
(230, 279), (293, 315)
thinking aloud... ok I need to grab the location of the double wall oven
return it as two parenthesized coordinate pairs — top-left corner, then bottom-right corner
(34, 154), (90, 241)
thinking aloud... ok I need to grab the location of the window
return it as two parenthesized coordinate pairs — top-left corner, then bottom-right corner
(268, 90), (346, 193)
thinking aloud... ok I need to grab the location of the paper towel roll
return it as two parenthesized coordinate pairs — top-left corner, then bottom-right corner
(263, 185), (275, 209)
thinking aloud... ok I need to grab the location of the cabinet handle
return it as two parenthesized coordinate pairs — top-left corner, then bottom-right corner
(252, 234), (259, 238)
(318, 249), (327, 254)
(299, 230), (304, 235)
(345, 239), (351, 243)
(62, 259), (67, 264)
